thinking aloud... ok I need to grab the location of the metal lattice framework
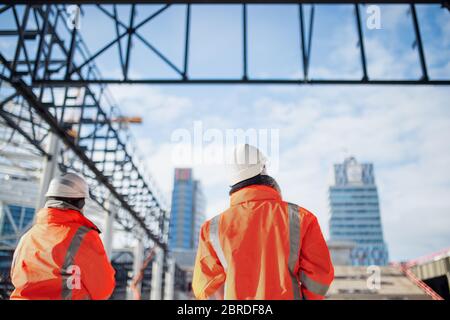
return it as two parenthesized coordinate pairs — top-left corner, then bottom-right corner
(1, 1), (449, 85)
(0, 5), (169, 251)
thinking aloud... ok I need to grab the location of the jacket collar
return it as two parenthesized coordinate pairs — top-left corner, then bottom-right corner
(36, 207), (101, 233)
(229, 174), (280, 196)
(44, 199), (83, 213)
(230, 184), (282, 206)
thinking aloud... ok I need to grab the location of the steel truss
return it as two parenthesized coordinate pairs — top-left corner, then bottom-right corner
(0, 2), (449, 85)
(0, 5), (169, 252)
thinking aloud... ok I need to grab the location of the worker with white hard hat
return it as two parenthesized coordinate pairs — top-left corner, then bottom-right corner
(193, 144), (334, 300)
(44, 172), (92, 213)
(10, 172), (116, 300)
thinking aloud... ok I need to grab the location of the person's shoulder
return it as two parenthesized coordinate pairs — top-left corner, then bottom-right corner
(17, 223), (47, 246)
(199, 208), (232, 239)
(299, 206), (317, 219)
(199, 216), (213, 234)
(285, 202), (317, 221)
(79, 227), (105, 253)
(202, 206), (231, 225)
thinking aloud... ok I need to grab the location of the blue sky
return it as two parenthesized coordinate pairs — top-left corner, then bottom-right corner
(65, 3), (450, 80)
(1, 4), (449, 261)
(106, 4), (450, 262)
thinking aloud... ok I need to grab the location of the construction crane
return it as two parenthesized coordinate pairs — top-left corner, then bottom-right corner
(61, 88), (143, 137)
(64, 116), (143, 140)
(64, 116), (143, 125)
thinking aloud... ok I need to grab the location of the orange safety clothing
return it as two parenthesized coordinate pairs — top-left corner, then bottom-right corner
(10, 207), (115, 300)
(193, 185), (334, 300)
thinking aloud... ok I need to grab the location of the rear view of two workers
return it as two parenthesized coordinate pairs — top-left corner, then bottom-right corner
(192, 144), (334, 300)
(10, 144), (333, 300)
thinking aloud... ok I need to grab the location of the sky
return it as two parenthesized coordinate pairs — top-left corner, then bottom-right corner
(2, 4), (450, 261)
(103, 4), (450, 262)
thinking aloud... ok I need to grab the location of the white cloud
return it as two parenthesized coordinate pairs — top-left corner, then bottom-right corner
(110, 85), (193, 123)
(254, 86), (450, 261)
(126, 84), (450, 262)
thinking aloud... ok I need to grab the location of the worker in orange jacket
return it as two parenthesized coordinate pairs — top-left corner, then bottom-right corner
(10, 173), (116, 300)
(193, 144), (334, 300)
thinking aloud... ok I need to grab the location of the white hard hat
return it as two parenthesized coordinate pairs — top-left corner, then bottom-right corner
(229, 144), (267, 186)
(45, 172), (90, 199)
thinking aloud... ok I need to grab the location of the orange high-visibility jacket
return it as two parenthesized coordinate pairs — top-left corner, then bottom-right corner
(193, 185), (334, 300)
(10, 207), (116, 300)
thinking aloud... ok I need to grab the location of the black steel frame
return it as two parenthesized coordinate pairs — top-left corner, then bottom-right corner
(0, 5), (169, 251)
(3, 1), (450, 4)
(1, 2), (449, 85)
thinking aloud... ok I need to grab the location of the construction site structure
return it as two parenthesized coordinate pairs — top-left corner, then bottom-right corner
(0, 100), (181, 300)
(327, 243), (447, 300)
(328, 266), (434, 300)
(406, 248), (450, 300)
(0, 2), (178, 300)
(1, 1), (450, 300)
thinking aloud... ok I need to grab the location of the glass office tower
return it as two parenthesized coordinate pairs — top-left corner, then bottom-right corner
(329, 157), (389, 265)
(169, 168), (205, 251)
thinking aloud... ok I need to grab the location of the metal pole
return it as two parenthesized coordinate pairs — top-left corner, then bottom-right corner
(410, 4), (428, 80)
(150, 246), (164, 300)
(127, 239), (144, 300)
(242, 4), (248, 80)
(102, 194), (115, 259)
(124, 4), (136, 80)
(306, 5), (315, 75)
(183, 4), (191, 80)
(33, 5), (51, 80)
(0, 201), (5, 240)
(35, 132), (61, 212)
(355, 4), (368, 81)
(163, 256), (175, 300)
(65, 22), (78, 80)
(299, 4), (308, 80)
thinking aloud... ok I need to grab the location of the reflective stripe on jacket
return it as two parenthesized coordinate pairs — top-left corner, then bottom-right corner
(10, 208), (115, 300)
(192, 185), (334, 300)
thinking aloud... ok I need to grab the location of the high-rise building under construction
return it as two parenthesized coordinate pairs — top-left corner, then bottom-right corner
(329, 157), (389, 266)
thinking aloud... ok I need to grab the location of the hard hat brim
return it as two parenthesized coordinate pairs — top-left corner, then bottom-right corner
(229, 164), (265, 186)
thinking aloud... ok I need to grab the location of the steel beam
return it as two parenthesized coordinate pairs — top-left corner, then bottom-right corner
(2, 3), (448, 86)
(0, 108), (49, 157)
(1, 1), (446, 4)
(32, 79), (450, 85)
